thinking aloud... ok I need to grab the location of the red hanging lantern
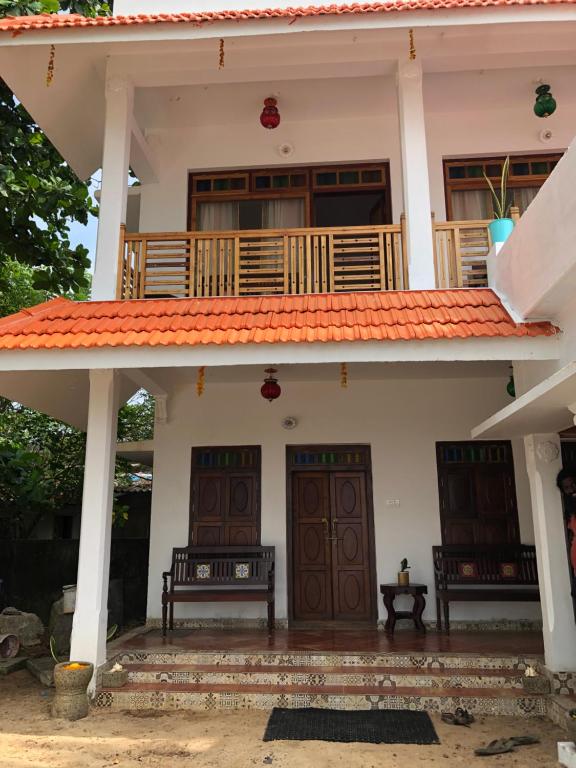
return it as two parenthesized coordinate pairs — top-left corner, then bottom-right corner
(260, 97), (280, 130)
(261, 368), (281, 402)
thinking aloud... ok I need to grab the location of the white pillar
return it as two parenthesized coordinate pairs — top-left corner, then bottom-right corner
(396, 59), (435, 290)
(92, 76), (133, 302)
(524, 434), (576, 672)
(70, 370), (120, 679)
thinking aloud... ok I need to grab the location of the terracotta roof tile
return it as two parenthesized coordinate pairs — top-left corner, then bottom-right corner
(0, 290), (556, 352)
(0, 0), (574, 36)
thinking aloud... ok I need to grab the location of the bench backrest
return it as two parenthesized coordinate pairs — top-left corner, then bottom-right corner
(170, 545), (275, 587)
(432, 544), (538, 588)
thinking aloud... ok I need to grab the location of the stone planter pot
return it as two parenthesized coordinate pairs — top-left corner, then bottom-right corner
(101, 668), (128, 688)
(521, 675), (551, 695)
(51, 661), (94, 720)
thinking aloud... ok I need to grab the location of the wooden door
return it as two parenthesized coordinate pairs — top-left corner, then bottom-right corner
(331, 473), (372, 621)
(436, 441), (519, 545)
(292, 472), (333, 621)
(190, 447), (260, 546)
(289, 446), (376, 625)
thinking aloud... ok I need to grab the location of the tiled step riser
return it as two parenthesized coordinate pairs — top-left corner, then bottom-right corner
(126, 670), (524, 690)
(114, 652), (539, 672)
(94, 689), (547, 716)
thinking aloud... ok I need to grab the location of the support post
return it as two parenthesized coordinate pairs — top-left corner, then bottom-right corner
(524, 434), (576, 672)
(70, 370), (120, 684)
(396, 59), (435, 289)
(92, 76), (134, 301)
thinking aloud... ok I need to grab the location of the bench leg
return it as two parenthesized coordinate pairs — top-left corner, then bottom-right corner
(267, 600), (275, 634)
(436, 597), (442, 632)
(443, 601), (450, 634)
(162, 600), (167, 637)
(169, 601), (174, 631)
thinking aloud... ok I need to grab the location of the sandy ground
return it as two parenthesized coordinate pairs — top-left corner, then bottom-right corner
(0, 671), (564, 768)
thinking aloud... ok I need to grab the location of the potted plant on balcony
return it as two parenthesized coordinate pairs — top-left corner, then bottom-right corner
(484, 156), (515, 244)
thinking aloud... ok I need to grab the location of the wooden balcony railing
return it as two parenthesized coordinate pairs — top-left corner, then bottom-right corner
(117, 209), (519, 299)
(117, 222), (408, 300)
(434, 207), (519, 290)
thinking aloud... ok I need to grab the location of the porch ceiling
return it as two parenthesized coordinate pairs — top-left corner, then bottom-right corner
(472, 360), (576, 438)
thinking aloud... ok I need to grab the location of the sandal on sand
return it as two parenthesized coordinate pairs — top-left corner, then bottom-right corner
(474, 739), (516, 756)
(441, 708), (475, 726)
(507, 736), (540, 747)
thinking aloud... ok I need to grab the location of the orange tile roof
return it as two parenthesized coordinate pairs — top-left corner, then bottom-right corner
(0, 0), (574, 35)
(0, 291), (556, 351)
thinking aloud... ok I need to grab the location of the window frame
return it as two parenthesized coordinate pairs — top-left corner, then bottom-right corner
(443, 153), (563, 221)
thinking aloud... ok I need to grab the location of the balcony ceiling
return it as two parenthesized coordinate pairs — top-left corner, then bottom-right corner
(0, 21), (575, 178)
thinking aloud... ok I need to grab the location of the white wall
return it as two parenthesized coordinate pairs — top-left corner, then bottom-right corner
(147, 366), (539, 624)
(134, 65), (576, 234)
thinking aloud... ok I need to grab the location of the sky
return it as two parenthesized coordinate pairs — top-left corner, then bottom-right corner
(67, 174), (100, 269)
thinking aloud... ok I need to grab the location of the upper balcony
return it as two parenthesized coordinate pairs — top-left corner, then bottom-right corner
(117, 213), (514, 300)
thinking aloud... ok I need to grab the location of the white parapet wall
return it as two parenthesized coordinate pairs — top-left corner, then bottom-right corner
(491, 136), (576, 323)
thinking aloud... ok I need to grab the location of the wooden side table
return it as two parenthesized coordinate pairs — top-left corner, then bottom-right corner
(380, 583), (428, 635)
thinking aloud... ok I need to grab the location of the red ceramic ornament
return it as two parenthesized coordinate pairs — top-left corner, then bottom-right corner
(261, 368), (281, 401)
(260, 98), (280, 130)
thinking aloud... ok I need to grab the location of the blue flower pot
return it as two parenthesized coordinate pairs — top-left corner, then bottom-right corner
(488, 218), (514, 244)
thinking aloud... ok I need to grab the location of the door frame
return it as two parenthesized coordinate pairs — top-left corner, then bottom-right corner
(286, 444), (378, 627)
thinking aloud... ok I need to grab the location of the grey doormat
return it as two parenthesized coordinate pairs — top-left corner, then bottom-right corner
(263, 707), (440, 744)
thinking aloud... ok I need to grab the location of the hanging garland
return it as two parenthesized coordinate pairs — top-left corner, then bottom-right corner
(46, 44), (56, 87)
(218, 39), (225, 69)
(340, 363), (348, 389)
(196, 366), (206, 396)
(408, 29), (416, 61)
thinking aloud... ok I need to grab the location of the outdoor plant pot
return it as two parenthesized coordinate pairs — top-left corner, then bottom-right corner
(521, 675), (551, 694)
(397, 571), (410, 586)
(51, 661), (94, 720)
(488, 218), (514, 244)
(101, 668), (128, 687)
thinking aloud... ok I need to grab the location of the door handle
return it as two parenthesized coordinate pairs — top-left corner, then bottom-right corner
(331, 517), (338, 538)
(322, 517), (330, 540)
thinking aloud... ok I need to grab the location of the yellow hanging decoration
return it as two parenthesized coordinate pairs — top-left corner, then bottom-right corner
(340, 363), (348, 389)
(46, 44), (56, 87)
(408, 29), (416, 61)
(218, 39), (225, 69)
(196, 366), (206, 396)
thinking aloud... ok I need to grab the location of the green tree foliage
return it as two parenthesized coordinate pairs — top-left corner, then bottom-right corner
(0, 393), (155, 538)
(0, 0), (110, 294)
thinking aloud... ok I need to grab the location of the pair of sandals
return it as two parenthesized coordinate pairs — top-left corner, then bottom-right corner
(441, 707), (475, 727)
(474, 735), (540, 756)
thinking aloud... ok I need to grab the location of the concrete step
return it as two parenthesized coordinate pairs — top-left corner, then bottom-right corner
(122, 663), (526, 690)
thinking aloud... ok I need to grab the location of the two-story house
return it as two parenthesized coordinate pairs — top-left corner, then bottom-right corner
(1, 0), (576, 717)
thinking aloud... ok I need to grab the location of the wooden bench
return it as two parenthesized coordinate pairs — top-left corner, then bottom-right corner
(162, 545), (275, 635)
(432, 544), (540, 633)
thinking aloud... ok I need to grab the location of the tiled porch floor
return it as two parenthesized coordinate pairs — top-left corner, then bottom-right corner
(116, 627), (544, 656)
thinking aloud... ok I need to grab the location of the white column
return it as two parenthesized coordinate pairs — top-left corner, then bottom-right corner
(524, 434), (576, 672)
(92, 76), (133, 302)
(396, 59), (435, 290)
(70, 370), (120, 679)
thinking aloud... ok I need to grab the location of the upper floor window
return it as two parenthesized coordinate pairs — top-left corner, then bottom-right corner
(188, 163), (391, 232)
(444, 153), (562, 221)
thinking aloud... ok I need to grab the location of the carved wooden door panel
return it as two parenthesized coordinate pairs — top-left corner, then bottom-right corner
(292, 472), (332, 621)
(190, 447), (260, 545)
(292, 468), (374, 623)
(331, 472), (372, 621)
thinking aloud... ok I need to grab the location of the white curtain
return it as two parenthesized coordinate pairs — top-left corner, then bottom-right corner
(262, 198), (305, 229)
(197, 202), (238, 231)
(511, 187), (539, 214)
(451, 190), (493, 221)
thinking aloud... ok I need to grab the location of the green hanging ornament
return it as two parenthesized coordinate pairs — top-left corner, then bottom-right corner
(534, 84), (556, 118)
(506, 366), (516, 398)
